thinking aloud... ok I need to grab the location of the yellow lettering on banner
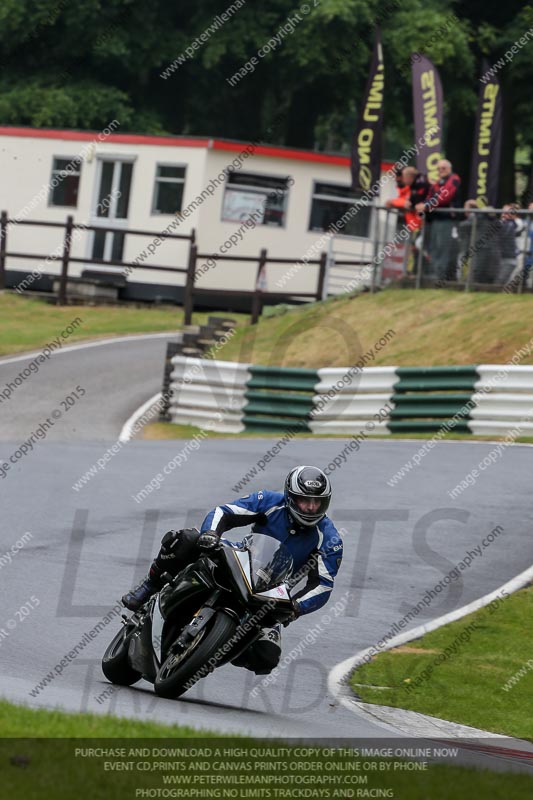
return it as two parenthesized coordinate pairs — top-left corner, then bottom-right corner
(420, 70), (434, 92)
(357, 128), (373, 164)
(363, 104), (379, 122)
(368, 67), (384, 103)
(426, 152), (440, 182)
(478, 84), (499, 157)
(419, 70), (441, 180)
(421, 73), (439, 139)
(484, 84), (499, 101)
(476, 161), (488, 206)
(359, 165), (372, 189)
(475, 83), (499, 204)
(423, 102), (439, 142)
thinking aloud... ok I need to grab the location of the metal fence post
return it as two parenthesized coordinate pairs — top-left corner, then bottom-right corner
(415, 220), (426, 289)
(58, 215), (74, 305)
(0, 210), (8, 290)
(519, 216), (532, 294)
(317, 251), (327, 301)
(465, 213), (477, 292)
(183, 241), (197, 325)
(370, 204), (380, 293)
(251, 248), (267, 325)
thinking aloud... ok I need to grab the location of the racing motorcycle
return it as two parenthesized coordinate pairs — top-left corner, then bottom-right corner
(102, 534), (295, 699)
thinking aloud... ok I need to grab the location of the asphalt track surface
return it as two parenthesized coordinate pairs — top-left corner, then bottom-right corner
(1, 335), (532, 756)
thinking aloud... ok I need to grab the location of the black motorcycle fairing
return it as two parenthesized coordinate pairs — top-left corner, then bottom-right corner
(128, 603), (157, 678)
(104, 533), (297, 697)
(158, 561), (213, 619)
(218, 546), (257, 602)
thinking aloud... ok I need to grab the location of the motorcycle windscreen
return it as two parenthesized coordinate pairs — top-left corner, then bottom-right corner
(245, 534), (293, 592)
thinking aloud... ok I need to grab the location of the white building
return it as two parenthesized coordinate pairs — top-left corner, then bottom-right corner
(0, 125), (397, 306)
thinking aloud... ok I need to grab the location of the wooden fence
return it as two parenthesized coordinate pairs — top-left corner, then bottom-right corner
(0, 212), (364, 324)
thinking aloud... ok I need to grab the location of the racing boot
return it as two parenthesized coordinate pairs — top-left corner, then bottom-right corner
(122, 528), (199, 611)
(122, 563), (163, 611)
(231, 625), (282, 675)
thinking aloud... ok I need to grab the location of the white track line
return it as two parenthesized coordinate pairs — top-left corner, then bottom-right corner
(119, 392), (162, 443)
(0, 332), (177, 366)
(328, 564), (533, 741)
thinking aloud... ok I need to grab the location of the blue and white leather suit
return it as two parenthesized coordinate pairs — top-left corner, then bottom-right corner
(201, 490), (343, 615)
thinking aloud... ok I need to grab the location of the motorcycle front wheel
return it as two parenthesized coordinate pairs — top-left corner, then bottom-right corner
(154, 610), (237, 699)
(101, 627), (142, 686)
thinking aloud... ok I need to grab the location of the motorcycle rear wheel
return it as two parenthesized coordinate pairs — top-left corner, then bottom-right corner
(102, 627), (142, 686)
(154, 610), (237, 699)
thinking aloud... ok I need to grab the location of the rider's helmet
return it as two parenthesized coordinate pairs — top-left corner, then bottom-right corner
(284, 465), (331, 527)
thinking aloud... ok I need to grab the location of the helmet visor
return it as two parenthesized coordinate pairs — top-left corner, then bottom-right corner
(288, 491), (330, 524)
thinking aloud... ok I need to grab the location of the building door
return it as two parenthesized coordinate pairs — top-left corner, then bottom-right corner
(91, 159), (134, 263)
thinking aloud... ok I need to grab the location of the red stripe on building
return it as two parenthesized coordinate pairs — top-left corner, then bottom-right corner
(0, 127), (210, 148)
(0, 126), (395, 171)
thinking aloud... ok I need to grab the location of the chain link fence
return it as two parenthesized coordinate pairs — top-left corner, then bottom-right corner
(373, 206), (533, 292)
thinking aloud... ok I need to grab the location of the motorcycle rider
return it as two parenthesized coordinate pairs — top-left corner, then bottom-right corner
(122, 465), (343, 675)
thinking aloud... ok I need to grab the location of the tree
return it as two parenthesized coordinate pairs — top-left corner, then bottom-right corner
(0, 0), (531, 201)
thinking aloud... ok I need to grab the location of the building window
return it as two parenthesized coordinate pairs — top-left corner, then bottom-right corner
(152, 164), (186, 214)
(49, 157), (82, 207)
(222, 172), (290, 227)
(309, 182), (372, 238)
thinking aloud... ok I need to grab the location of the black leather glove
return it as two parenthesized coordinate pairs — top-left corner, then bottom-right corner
(197, 530), (220, 551)
(282, 599), (301, 627)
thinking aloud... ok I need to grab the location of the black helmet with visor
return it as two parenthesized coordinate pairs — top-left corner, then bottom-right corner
(284, 465), (331, 527)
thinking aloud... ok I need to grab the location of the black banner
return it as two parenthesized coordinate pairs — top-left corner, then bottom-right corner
(468, 59), (502, 206)
(411, 55), (443, 182)
(351, 29), (384, 193)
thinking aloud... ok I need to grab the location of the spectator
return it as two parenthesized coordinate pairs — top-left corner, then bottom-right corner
(386, 166), (429, 232)
(496, 204), (524, 286)
(385, 168), (406, 208)
(521, 201), (533, 288)
(416, 159), (461, 281)
(457, 199), (500, 284)
(457, 199), (478, 282)
(401, 166), (430, 232)
(393, 166), (430, 275)
(385, 168), (409, 216)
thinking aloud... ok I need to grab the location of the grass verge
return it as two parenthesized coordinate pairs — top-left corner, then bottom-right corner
(2, 289), (533, 368)
(216, 289), (533, 367)
(0, 698), (214, 738)
(350, 586), (533, 740)
(142, 421), (533, 444)
(1, 700), (533, 799)
(0, 293), (246, 357)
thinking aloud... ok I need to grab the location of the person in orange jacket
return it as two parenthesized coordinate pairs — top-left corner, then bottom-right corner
(385, 166), (430, 275)
(386, 166), (429, 232)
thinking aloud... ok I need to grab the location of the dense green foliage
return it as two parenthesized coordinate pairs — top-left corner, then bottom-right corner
(1, 0), (532, 194)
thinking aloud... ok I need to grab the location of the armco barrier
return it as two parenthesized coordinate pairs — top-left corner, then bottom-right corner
(160, 316), (236, 420)
(309, 366), (395, 434)
(469, 364), (533, 436)
(388, 366), (480, 433)
(168, 358), (533, 436)
(169, 357), (250, 433)
(314, 366), (398, 394)
(244, 366), (317, 432)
